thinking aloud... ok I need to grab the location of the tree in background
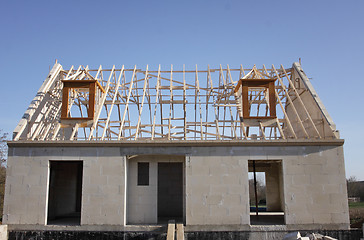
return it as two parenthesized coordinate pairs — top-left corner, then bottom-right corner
(347, 175), (364, 202)
(347, 176), (360, 198)
(249, 177), (266, 206)
(0, 130), (8, 221)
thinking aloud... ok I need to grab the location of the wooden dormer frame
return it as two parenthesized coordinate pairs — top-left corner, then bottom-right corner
(235, 78), (276, 119)
(61, 80), (105, 120)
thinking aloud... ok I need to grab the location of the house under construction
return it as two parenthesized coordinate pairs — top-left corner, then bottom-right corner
(3, 62), (351, 239)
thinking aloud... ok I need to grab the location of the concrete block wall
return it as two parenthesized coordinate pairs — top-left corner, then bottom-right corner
(265, 163), (283, 212)
(186, 156), (249, 226)
(3, 147), (127, 226)
(3, 155), (49, 225)
(185, 145), (349, 229)
(127, 158), (158, 224)
(283, 146), (349, 228)
(3, 143), (350, 230)
(81, 153), (125, 225)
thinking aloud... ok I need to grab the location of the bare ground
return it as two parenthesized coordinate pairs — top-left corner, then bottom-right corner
(350, 207), (364, 229)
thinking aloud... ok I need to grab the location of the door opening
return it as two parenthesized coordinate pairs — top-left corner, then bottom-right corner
(47, 161), (83, 225)
(158, 162), (183, 223)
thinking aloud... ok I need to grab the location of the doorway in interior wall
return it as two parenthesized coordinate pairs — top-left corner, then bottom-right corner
(47, 161), (83, 225)
(158, 162), (183, 223)
(248, 160), (285, 225)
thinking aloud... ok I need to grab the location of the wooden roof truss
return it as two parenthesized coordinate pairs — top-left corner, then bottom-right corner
(13, 62), (339, 141)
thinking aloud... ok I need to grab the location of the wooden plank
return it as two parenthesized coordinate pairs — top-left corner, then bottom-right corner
(101, 66), (124, 140)
(146, 74), (153, 136)
(276, 118), (285, 140)
(268, 81), (276, 117)
(226, 65), (237, 139)
(275, 88), (296, 139)
(39, 104), (62, 140)
(195, 65), (203, 140)
(176, 223), (184, 240)
(242, 85), (249, 118)
(88, 65), (114, 140)
(69, 123), (79, 141)
(135, 65), (149, 140)
(94, 65), (102, 80)
(259, 122), (266, 140)
(194, 66), (198, 139)
(167, 220), (175, 240)
(88, 82), (96, 119)
(220, 65), (226, 137)
(151, 65), (161, 140)
(272, 65), (309, 138)
(118, 66), (137, 140)
(168, 65), (173, 140)
(33, 91), (63, 140)
(50, 123), (61, 140)
(208, 65), (221, 140)
(147, 73), (195, 89)
(61, 86), (70, 118)
(65, 65), (74, 79)
(183, 64), (187, 140)
(65, 65), (82, 80)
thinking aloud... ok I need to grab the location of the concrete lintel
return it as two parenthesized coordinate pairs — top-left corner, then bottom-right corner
(7, 139), (345, 148)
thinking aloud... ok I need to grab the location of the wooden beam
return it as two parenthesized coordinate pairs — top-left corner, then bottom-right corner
(151, 65), (161, 140)
(88, 66), (115, 140)
(272, 65), (309, 138)
(118, 66), (136, 140)
(135, 65), (149, 140)
(281, 65), (321, 138)
(208, 65), (221, 140)
(101, 66), (124, 140)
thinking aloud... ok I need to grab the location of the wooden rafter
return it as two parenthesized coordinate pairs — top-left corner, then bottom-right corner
(13, 63), (339, 141)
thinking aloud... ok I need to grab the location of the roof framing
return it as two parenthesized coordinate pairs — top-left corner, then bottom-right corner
(13, 62), (339, 141)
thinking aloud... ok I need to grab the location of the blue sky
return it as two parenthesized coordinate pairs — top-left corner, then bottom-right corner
(0, 0), (363, 179)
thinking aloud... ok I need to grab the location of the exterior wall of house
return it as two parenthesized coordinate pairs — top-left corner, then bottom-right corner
(283, 145), (349, 228)
(3, 143), (350, 231)
(186, 155), (249, 226)
(81, 151), (126, 225)
(127, 155), (184, 224)
(3, 147), (127, 226)
(127, 157), (158, 224)
(2, 154), (49, 225)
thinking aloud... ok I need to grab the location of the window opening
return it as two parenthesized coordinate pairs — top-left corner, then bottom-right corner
(61, 80), (105, 120)
(235, 78), (277, 119)
(138, 162), (149, 186)
(248, 160), (285, 225)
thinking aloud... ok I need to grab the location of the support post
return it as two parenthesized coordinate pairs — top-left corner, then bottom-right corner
(253, 160), (259, 217)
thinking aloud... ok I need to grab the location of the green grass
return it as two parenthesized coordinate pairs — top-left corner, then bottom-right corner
(349, 202), (364, 228)
(349, 202), (364, 209)
(250, 205), (266, 208)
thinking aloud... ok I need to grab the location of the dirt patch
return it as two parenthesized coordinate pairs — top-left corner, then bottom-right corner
(350, 207), (364, 229)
